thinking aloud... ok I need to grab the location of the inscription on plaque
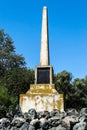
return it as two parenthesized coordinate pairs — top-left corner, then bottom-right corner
(37, 68), (50, 84)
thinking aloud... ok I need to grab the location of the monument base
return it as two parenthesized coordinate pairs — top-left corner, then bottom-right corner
(20, 84), (64, 114)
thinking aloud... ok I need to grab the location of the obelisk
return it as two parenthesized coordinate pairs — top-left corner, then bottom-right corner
(40, 6), (50, 66)
(20, 6), (64, 113)
(35, 6), (52, 84)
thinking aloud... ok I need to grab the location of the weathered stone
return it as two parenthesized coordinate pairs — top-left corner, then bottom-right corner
(56, 125), (67, 130)
(30, 118), (40, 129)
(37, 111), (44, 119)
(20, 84), (64, 113)
(49, 120), (60, 127)
(79, 108), (87, 122)
(79, 115), (87, 122)
(40, 6), (49, 66)
(28, 124), (35, 130)
(12, 117), (26, 123)
(80, 108), (87, 117)
(24, 113), (31, 121)
(62, 115), (79, 129)
(38, 111), (50, 119)
(19, 122), (29, 130)
(0, 124), (3, 129)
(48, 116), (62, 128)
(67, 109), (79, 116)
(7, 127), (10, 130)
(73, 122), (87, 130)
(10, 126), (17, 130)
(6, 113), (13, 121)
(70, 122), (77, 130)
(49, 127), (56, 130)
(50, 110), (60, 117)
(59, 111), (67, 119)
(0, 118), (10, 124)
(20, 6), (64, 113)
(27, 109), (37, 120)
(11, 117), (25, 128)
(40, 118), (49, 129)
(0, 117), (10, 129)
(2, 108), (87, 130)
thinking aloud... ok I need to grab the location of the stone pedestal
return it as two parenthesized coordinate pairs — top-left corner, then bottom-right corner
(20, 84), (64, 114)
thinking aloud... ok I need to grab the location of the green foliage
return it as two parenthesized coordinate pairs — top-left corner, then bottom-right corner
(0, 86), (9, 105)
(54, 70), (87, 110)
(3, 67), (34, 95)
(0, 86), (17, 117)
(54, 70), (73, 109)
(72, 78), (87, 109)
(54, 70), (72, 93)
(0, 29), (34, 116)
(0, 29), (25, 77)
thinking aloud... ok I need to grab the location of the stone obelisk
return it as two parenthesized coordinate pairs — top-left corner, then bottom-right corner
(20, 6), (64, 113)
(40, 6), (49, 66)
(35, 6), (52, 84)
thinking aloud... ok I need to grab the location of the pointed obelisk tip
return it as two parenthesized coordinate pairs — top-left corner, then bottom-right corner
(43, 6), (47, 9)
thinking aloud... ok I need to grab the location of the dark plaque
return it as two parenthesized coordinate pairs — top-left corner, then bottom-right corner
(37, 68), (50, 84)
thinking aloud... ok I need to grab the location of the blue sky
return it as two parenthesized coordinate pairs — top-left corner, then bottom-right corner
(0, 0), (87, 79)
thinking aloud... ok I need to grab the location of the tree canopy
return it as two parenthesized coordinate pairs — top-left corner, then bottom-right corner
(0, 29), (25, 76)
(0, 29), (34, 116)
(54, 70), (87, 109)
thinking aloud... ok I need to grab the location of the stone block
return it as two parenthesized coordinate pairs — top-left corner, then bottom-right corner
(20, 84), (64, 114)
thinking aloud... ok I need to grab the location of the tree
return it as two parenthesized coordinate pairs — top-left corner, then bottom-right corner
(72, 78), (87, 109)
(0, 29), (25, 77)
(0, 86), (17, 117)
(54, 70), (87, 110)
(3, 67), (34, 96)
(54, 70), (73, 109)
(54, 70), (72, 93)
(0, 29), (34, 115)
(0, 29), (35, 95)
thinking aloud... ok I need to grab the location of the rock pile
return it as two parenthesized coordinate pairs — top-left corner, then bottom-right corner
(0, 108), (87, 130)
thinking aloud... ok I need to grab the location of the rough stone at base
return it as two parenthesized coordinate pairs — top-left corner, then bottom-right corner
(20, 84), (64, 114)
